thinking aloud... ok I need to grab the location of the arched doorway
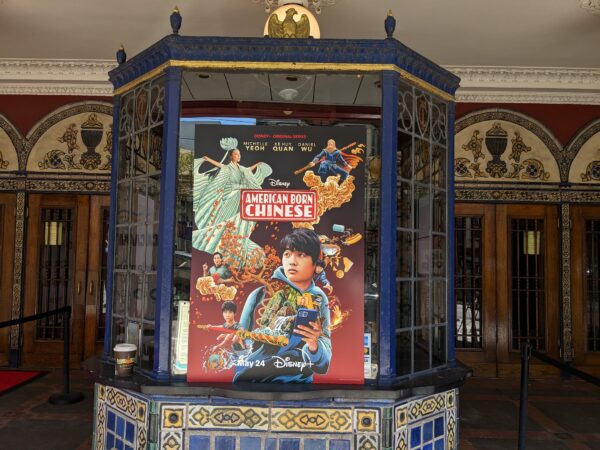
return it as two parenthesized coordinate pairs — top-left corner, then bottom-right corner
(0, 102), (113, 366)
(453, 110), (575, 377)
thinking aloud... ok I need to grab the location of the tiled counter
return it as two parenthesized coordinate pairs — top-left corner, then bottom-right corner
(93, 383), (459, 450)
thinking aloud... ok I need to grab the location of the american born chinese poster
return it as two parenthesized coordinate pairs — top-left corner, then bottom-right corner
(187, 125), (366, 384)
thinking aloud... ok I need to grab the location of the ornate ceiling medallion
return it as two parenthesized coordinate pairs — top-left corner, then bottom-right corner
(580, 0), (600, 14)
(264, 4), (321, 38)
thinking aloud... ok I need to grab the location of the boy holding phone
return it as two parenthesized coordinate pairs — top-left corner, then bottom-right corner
(235, 228), (332, 383)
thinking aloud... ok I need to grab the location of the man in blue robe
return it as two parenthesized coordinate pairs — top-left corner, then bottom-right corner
(309, 139), (351, 182)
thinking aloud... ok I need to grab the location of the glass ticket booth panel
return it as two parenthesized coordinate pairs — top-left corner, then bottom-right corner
(109, 68), (454, 384)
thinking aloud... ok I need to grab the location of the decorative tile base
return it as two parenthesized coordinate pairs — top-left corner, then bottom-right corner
(93, 385), (459, 450)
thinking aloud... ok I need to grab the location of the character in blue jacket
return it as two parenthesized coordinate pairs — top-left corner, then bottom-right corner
(313, 259), (333, 295)
(309, 139), (351, 182)
(234, 228), (331, 383)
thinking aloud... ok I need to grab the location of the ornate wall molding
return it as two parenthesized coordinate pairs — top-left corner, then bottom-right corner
(561, 203), (573, 362)
(9, 192), (25, 351)
(0, 175), (110, 193)
(0, 59), (114, 96)
(456, 185), (600, 203)
(3, 60), (600, 104)
(448, 66), (600, 105)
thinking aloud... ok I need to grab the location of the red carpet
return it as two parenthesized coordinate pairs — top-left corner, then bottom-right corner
(0, 370), (45, 395)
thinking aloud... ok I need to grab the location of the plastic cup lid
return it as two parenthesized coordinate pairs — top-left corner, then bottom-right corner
(114, 343), (137, 352)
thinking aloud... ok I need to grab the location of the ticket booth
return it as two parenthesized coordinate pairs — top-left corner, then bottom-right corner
(86, 7), (466, 449)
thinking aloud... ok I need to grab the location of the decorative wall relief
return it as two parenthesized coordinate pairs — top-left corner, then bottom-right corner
(509, 132), (531, 162)
(0, 122), (20, 171)
(27, 109), (113, 173)
(581, 161), (600, 182)
(462, 130), (484, 161)
(80, 113), (106, 170)
(508, 158), (550, 181)
(454, 116), (560, 183)
(484, 122), (508, 178)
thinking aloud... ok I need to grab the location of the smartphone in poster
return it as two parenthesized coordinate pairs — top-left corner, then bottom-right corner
(187, 125), (366, 384)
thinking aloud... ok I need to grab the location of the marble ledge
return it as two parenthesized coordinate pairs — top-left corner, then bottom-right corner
(83, 356), (471, 402)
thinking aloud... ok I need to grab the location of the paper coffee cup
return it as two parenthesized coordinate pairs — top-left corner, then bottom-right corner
(114, 343), (137, 377)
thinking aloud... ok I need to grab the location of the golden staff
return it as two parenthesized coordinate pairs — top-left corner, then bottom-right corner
(197, 325), (289, 347)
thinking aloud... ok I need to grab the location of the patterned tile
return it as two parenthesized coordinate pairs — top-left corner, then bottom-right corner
(162, 405), (185, 429)
(446, 390), (456, 409)
(395, 428), (408, 450)
(137, 401), (147, 423)
(395, 405), (408, 428)
(137, 426), (147, 450)
(95, 384), (150, 450)
(95, 397), (105, 450)
(271, 408), (353, 433)
(354, 409), (379, 433)
(408, 393), (446, 421)
(447, 406), (457, 450)
(187, 405), (269, 430)
(105, 386), (139, 417)
(160, 431), (183, 450)
(94, 385), (460, 449)
(357, 433), (379, 450)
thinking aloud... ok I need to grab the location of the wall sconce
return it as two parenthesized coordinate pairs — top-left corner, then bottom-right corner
(44, 221), (63, 246)
(522, 230), (540, 256)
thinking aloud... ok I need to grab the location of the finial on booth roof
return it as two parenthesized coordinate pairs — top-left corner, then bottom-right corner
(385, 10), (396, 38)
(171, 6), (182, 34)
(116, 45), (127, 65)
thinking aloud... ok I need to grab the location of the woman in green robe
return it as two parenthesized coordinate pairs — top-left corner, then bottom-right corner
(192, 145), (272, 263)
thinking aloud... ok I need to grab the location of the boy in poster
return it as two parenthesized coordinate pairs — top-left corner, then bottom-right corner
(313, 259), (333, 294)
(211, 301), (246, 353)
(234, 228), (331, 383)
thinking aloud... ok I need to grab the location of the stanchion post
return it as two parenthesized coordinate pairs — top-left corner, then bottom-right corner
(64, 307), (70, 394)
(518, 343), (531, 450)
(48, 306), (84, 405)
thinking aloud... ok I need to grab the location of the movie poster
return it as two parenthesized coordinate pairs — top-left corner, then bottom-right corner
(187, 125), (366, 384)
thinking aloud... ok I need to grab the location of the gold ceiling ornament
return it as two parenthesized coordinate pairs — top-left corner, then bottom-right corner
(254, 0), (338, 14)
(264, 4), (320, 38)
(580, 0), (600, 14)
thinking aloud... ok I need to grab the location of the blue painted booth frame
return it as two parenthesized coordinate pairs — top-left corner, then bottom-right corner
(94, 17), (465, 450)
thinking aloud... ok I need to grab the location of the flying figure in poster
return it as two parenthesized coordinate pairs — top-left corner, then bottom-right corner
(192, 138), (272, 264)
(305, 139), (352, 182)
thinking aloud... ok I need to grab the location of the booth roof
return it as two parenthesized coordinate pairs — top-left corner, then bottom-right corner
(109, 34), (461, 98)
